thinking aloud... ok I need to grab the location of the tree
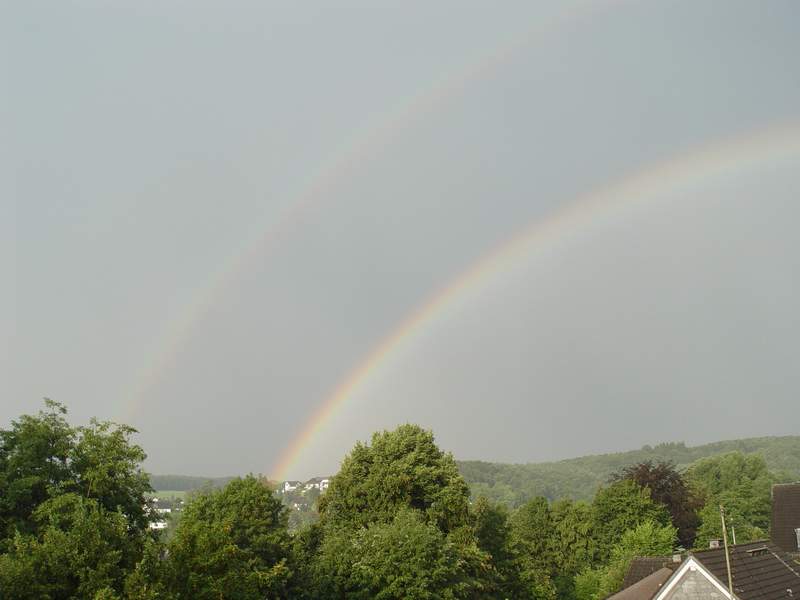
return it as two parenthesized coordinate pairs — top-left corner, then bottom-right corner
(591, 480), (670, 562)
(305, 425), (497, 598)
(312, 508), (487, 600)
(509, 497), (558, 599)
(472, 497), (523, 598)
(0, 400), (155, 548)
(573, 520), (676, 600)
(164, 475), (292, 599)
(0, 493), (143, 599)
(0, 400), (74, 541)
(473, 496), (514, 567)
(70, 418), (153, 534)
(318, 424), (471, 533)
(687, 452), (778, 548)
(596, 520), (677, 598)
(549, 499), (596, 598)
(610, 460), (700, 548)
(0, 401), (155, 599)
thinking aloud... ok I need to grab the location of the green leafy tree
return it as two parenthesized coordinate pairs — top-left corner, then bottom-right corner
(688, 452), (778, 548)
(163, 475), (292, 599)
(591, 480), (670, 562)
(305, 425), (496, 598)
(610, 461), (700, 548)
(0, 400), (154, 547)
(549, 499), (595, 598)
(472, 497), (524, 598)
(508, 497), (596, 599)
(573, 567), (604, 600)
(123, 538), (175, 600)
(509, 497), (558, 599)
(594, 520), (677, 599)
(318, 424), (471, 533)
(473, 497), (513, 563)
(313, 508), (488, 600)
(0, 493), (143, 599)
(69, 418), (153, 534)
(573, 520), (676, 600)
(0, 400), (74, 540)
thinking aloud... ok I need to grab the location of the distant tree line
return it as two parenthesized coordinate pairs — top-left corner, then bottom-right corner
(148, 475), (235, 493)
(458, 435), (800, 507)
(0, 402), (785, 599)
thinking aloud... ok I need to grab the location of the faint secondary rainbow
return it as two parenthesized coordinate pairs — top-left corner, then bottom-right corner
(120, 0), (619, 422)
(271, 118), (800, 479)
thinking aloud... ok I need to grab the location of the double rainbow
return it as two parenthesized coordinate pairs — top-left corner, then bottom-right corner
(272, 119), (800, 479)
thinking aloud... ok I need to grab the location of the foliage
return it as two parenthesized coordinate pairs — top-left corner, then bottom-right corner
(573, 567), (604, 600)
(0, 400), (154, 548)
(458, 435), (800, 507)
(69, 418), (153, 534)
(473, 497), (514, 568)
(591, 480), (670, 562)
(549, 499), (595, 574)
(148, 475), (235, 492)
(509, 497), (558, 598)
(163, 475), (292, 599)
(610, 460), (700, 548)
(595, 520), (677, 599)
(687, 452), (780, 548)
(472, 497), (524, 598)
(299, 425), (498, 598)
(0, 400), (75, 540)
(0, 493), (144, 599)
(4, 402), (791, 600)
(311, 508), (490, 599)
(549, 499), (596, 598)
(319, 424), (471, 533)
(0, 401), (155, 599)
(571, 520), (676, 600)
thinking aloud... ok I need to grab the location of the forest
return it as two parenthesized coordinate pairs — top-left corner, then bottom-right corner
(458, 434), (800, 507)
(0, 402), (788, 599)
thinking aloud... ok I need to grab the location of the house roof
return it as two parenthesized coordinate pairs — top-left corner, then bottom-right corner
(621, 557), (679, 590)
(609, 567), (674, 600)
(692, 540), (800, 600)
(771, 483), (800, 554)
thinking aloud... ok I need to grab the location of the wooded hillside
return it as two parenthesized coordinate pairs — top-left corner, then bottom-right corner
(458, 435), (800, 507)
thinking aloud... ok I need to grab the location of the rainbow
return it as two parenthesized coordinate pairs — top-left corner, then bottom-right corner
(120, 0), (619, 421)
(271, 118), (800, 479)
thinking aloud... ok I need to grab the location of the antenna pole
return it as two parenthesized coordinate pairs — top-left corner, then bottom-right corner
(721, 505), (735, 598)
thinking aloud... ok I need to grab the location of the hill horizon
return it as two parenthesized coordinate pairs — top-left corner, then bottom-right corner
(150, 434), (800, 502)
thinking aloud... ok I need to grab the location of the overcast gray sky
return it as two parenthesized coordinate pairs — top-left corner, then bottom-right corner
(5, 1), (800, 479)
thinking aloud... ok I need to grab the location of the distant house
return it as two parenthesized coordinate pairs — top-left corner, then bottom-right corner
(282, 480), (302, 493)
(609, 541), (800, 600)
(304, 477), (330, 492)
(771, 483), (800, 555)
(149, 520), (168, 530)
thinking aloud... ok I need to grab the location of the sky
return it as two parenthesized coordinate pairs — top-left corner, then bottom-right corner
(4, 0), (800, 480)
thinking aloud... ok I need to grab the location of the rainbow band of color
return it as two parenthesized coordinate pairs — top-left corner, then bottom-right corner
(271, 119), (800, 480)
(120, 0), (618, 422)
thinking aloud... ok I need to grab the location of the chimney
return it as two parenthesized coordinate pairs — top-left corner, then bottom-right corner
(771, 483), (800, 553)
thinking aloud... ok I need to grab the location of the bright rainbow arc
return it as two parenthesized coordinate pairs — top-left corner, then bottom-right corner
(121, 0), (616, 422)
(271, 119), (800, 480)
